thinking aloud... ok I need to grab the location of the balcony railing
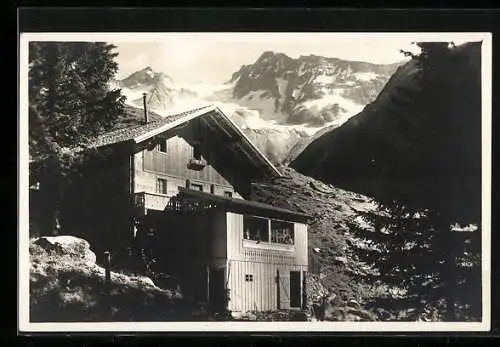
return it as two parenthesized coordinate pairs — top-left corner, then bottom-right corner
(134, 192), (171, 215)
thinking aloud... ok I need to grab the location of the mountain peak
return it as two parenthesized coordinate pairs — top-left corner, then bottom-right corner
(260, 51), (276, 57)
(254, 51), (293, 65)
(120, 66), (174, 90)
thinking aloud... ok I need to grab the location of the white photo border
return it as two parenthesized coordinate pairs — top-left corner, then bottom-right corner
(18, 32), (492, 333)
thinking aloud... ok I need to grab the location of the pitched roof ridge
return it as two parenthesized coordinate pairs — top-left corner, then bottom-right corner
(91, 104), (215, 148)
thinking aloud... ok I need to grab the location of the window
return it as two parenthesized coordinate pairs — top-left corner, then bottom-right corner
(224, 191), (233, 198)
(156, 178), (167, 195)
(191, 183), (203, 192)
(245, 274), (253, 282)
(193, 145), (202, 160)
(271, 220), (294, 245)
(243, 215), (269, 242)
(157, 140), (167, 153)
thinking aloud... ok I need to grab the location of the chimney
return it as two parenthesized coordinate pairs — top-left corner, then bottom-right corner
(142, 92), (149, 124)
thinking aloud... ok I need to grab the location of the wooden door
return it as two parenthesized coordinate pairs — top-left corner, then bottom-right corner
(289, 271), (301, 308)
(209, 266), (226, 313)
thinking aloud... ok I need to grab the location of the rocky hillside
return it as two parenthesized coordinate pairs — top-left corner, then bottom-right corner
(251, 166), (443, 321)
(227, 51), (401, 126)
(291, 42), (482, 220)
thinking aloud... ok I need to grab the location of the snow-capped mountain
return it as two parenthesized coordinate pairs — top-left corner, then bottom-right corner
(115, 67), (205, 114)
(114, 53), (402, 164)
(222, 51), (401, 127)
(290, 42), (482, 219)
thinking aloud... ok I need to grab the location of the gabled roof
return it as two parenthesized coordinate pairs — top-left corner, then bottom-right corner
(91, 104), (282, 178)
(177, 187), (311, 223)
(91, 105), (213, 148)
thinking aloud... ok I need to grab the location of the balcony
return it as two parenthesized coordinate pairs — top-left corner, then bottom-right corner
(187, 158), (207, 171)
(134, 192), (170, 215)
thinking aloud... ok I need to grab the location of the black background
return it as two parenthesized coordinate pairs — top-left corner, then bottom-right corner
(15, 6), (500, 347)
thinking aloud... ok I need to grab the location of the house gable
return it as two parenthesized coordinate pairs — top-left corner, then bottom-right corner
(94, 105), (282, 199)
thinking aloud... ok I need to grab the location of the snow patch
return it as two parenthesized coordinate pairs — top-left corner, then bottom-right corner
(354, 72), (379, 81)
(314, 74), (336, 85)
(177, 81), (231, 98)
(298, 62), (307, 76)
(451, 223), (479, 232)
(301, 89), (364, 117)
(276, 77), (289, 107)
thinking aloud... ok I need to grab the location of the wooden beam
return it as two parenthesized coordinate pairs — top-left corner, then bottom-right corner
(205, 113), (236, 139)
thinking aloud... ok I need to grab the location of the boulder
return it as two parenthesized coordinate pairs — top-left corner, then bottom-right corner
(29, 235), (184, 322)
(32, 236), (97, 264)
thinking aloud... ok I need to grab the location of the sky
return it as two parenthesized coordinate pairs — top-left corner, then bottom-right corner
(111, 33), (473, 84)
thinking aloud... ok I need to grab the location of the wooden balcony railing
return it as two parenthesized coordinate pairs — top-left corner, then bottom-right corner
(134, 191), (171, 215)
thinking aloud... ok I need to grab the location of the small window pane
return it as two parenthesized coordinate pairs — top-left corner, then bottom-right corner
(157, 140), (167, 153)
(243, 215), (269, 242)
(271, 220), (294, 244)
(157, 178), (167, 194)
(191, 183), (203, 192)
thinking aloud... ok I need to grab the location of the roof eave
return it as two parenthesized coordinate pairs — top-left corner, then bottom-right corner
(212, 106), (283, 178)
(132, 105), (216, 144)
(178, 187), (311, 223)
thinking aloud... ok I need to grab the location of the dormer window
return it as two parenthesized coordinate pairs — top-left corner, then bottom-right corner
(157, 140), (167, 153)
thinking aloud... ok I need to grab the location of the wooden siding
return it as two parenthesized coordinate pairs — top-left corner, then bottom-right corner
(227, 261), (307, 312)
(294, 223), (309, 266)
(225, 212), (308, 312)
(134, 136), (243, 205)
(142, 135), (231, 186)
(227, 212), (244, 261)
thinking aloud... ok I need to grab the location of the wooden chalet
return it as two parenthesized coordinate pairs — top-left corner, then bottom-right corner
(56, 101), (311, 315)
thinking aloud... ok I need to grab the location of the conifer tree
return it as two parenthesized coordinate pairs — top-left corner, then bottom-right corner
(347, 42), (482, 321)
(29, 41), (125, 236)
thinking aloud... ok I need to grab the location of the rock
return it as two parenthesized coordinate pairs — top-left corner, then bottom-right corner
(346, 308), (376, 321)
(334, 256), (348, 264)
(246, 312), (258, 321)
(374, 308), (393, 320)
(33, 236), (96, 264)
(347, 299), (361, 308)
(29, 236), (183, 322)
